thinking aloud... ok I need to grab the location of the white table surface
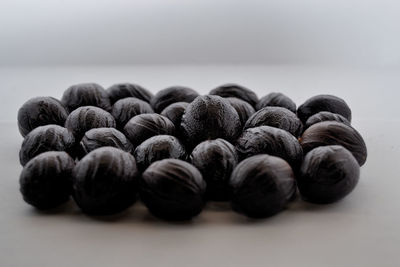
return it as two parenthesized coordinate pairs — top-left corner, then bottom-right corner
(0, 65), (399, 267)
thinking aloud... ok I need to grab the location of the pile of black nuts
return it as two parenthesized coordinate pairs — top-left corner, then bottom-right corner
(17, 83), (367, 220)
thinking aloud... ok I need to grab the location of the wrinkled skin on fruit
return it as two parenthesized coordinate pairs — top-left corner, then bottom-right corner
(19, 125), (76, 166)
(209, 83), (259, 107)
(160, 102), (189, 129)
(229, 154), (296, 218)
(190, 138), (238, 201)
(134, 135), (187, 172)
(300, 121), (367, 166)
(256, 92), (297, 113)
(305, 111), (351, 129)
(61, 83), (111, 112)
(111, 97), (154, 129)
(107, 83), (153, 104)
(236, 126), (303, 169)
(65, 106), (116, 139)
(298, 145), (360, 204)
(297, 94), (352, 124)
(181, 95), (241, 149)
(72, 147), (139, 215)
(244, 106), (303, 137)
(123, 114), (175, 147)
(17, 96), (69, 137)
(150, 86), (199, 113)
(225, 97), (255, 127)
(140, 159), (206, 221)
(19, 151), (74, 210)
(79, 128), (133, 157)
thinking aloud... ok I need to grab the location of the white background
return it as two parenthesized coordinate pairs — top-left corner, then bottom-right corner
(0, 1), (400, 267)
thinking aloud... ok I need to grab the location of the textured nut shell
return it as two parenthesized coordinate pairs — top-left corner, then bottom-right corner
(160, 102), (189, 129)
(225, 97), (255, 127)
(150, 86), (199, 113)
(256, 92), (296, 113)
(305, 111), (351, 129)
(111, 97), (154, 128)
(107, 83), (153, 104)
(209, 83), (259, 107)
(61, 83), (111, 112)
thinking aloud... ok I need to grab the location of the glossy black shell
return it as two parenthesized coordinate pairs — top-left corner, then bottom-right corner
(225, 97), (255, 127)
(160, 102), (189, 129)
(244, 106), (303, 137)
(134, 135), (187, 172)
(236, 126), (303, 169)
(111, 97), (154, 129)
(190, 139), (238, 201)
(61, 83), (111, 112)
(150, 86), (199, 113)
(140, 159), (206, 221)
(298, 145), (360, 204)
(229, 154), (296, 218)
(19, 151), (75, 210)
(72, 147), (139, 215)
(300, 121), (367, 166)
(256, 92), (296, 113)
(297, 94), (352, 123)
(181, 95), (241, 149)
(209, 83), (259, 107)
(65, 106), (116, 139)
(305, 111), (351, 129)
(17, 96), (69, 137)
(107, 83), (153, 104)
(19, 125), (76, 166)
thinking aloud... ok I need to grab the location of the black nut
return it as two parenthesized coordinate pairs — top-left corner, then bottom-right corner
(297, 94), (352, 123)
(79, 128), (133, 157)
(123, 114), (175, 147)
(65, 106), (116, 139)
(134, 135), (187, 172)
(150, 86), (199, 113)
(19, 125), (75, 166)
(140, 159), (206, 221)
(111, 97), (154, 129)
(298, 145), (360, 204)
(160, 102), (189, 129)
(225, 97), (255, 127)
(17, 96), (69, 137)
(236, 126), (303, 169)
(107, 83), (153, 104)
(229, 154), (296, 218)
(181, 95), (241, 149)
(256, 92), (296, 113)
(209, 83), (259, 107)
(305, 111), (351, 129)
(244, 106), (303, 137)
(72, 147), (140, 215)
(300, 121), (367, 166)
(19, 151), (75, 210)
(61, 83), (111, 112)
(190, 139), (238, 201)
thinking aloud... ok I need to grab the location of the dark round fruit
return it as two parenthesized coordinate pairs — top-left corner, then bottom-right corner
(72, 147), (139, 215)
(134, 135), (187, 172)
(65, 106), (116, 139)
(123, 114), (175, 147)
(19, 152), (74, 210)
(209, 83), (259, 107)
(140, 159), (206, 221)
(181, 95), (241, 149)
(229, 154), (296, 218)
(244, 106), (303, 137)
(190, 139), (238, 201)
(150, 86), (199, 113)
(305, 111), (351, 129)
(17, 96), (69, 137)
(61, 83), (111, 112)
(297, 94), (352, 124)
(19, 125), (75, 166)
(236, 126), (303, 169)
(225, 97), (255, 127)
(111, 97), (154, 129)
(160, 102), (189, 129)
(256, 92), (296, 113)
(79, 128), (133, 157)
(298, 145), (360, 204)
(300, 121), (367, 166)
(106, 83), (153, 104)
